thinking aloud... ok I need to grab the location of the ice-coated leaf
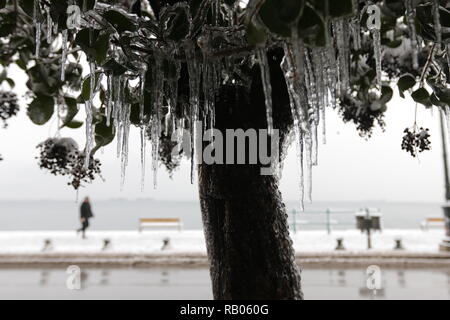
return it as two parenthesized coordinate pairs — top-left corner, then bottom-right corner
(27, 95), (54, 125)
(103, 9), (138, 34)
(398, 74), (416, 97)
(60, 97), (79, 128)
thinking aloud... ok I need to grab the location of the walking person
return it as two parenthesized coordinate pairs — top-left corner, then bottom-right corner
(77, 197), (94, 239)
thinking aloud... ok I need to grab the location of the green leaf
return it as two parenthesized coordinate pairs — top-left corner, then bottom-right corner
(74, 29), (110, 64)
(398, 74), (416, 98)
(434, 87), (450, 105)
(278, 0), (305, 23)
(259, 0), (305, 37)
(95, 117), (115, 148)
(411, 87), (432, 107)
(78, 73), (100, 102)
(297, 5), (327, 47)
(329, 0), (355, 18)
(430, 93), (447, 107)
(246, 22), (268, 45)
(380, 86), (394, 104)
(76, 0), (96, 12)
(102, 59), (128, 76)
(103, 9), (137, 34)
(65, 120), (83, 129)
(27, 95), (55, 125)
(95, 32), (111, 65)
(165, 6), (190, 41)
(60, 97), (79, 128)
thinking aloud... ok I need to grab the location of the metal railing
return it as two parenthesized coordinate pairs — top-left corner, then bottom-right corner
(290, 208), (382, 234)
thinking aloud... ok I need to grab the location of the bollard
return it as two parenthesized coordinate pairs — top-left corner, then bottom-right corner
(161, 238), (171, 251)
(102, 239), (111, 251)
(394, 238), (404, 250)
(335, 238), (345, 251)
(42, 239), (53, 252)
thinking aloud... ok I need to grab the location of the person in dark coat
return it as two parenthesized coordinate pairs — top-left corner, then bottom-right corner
(77, 197), (94, 239)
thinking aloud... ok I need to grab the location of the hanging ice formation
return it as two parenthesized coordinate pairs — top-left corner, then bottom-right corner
(366, 4), (382, 89)
(25, 1), (450, 208)
(405, 0), (419, 69)
(83, 60), (96, 169)
(256, 49), (274, 136)
(45, 5), (53, 45)
(33, 0), (41, 58)
(139, 68), (147, 190)
(184, 40), (201, 184)
(60, 30), (68, 82)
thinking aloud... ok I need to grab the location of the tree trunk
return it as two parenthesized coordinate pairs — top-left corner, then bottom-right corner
(198, 164), (303, 300)
(196, 48), (303, 299)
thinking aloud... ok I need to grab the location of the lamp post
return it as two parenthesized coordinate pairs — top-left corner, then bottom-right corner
(439, 112), (450, 252)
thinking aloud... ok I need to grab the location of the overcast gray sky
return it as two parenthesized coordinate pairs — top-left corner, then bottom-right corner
(0, 65), (446, 203)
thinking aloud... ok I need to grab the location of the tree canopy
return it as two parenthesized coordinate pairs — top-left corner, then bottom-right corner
(0, 0), (449, 202)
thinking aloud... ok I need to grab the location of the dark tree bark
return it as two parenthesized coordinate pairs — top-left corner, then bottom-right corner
(150, 0), (303, 299)
(199, 165), (303, 300)
(198, 50), (303, 300)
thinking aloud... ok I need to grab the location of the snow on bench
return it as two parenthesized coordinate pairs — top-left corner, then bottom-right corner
(139, 218), (183, 232)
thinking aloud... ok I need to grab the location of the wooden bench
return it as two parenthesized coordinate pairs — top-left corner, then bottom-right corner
(420, 217), (445, 231)
(139, 218), (183, 232)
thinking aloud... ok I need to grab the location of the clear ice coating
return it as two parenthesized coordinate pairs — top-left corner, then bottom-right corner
(256, 49), (274, 136)
(33, 0), (41, 58)
(432, 0), (442, 43)
(60, 30), (68, 82)
(372, 28), (383, 89)
(24, 1), (450, 209)
(83, 61), (96, 169)
(45, 5), (52, 44)
(405, 0), (419, 69)
(35, 23), (41, 58)
(366, 4), (382, 89)
(139, 68), (147, 190)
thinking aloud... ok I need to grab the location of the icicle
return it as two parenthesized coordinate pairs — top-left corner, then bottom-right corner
(140, 124), (146, 190)
(151, 56), (164, 189)
(45, 5), (53, 44)
(60, 30), (68, 82)
(115, 76), (124, 159)
(136, 68), (147, 190)
(84, 99), (93, 168)
(444, 107), (450, 146)
(367, 5), (382, 89)
(120, 100), (131, 188)
(304, 132), (313, 203)
(333, 19), (350, 97)
(405, 0), (419, 70)
(183, 41), (201, 184)
(35, 23), (42, 58)
(256, 49), (274, 136)
(281, 43), (306, 209)
(106, 74), (113, 127)
(447, 45), (450, 71)
(372, 28), (382, 88)
(432, 0), (442, 43)
(33, 0), (41, 58)
(84, 61), (96, 168)
(89, 60), (96, 104)
(321, 107), (326, 144)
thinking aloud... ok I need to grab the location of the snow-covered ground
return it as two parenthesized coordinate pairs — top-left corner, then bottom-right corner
(0, 229), (446, 255)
